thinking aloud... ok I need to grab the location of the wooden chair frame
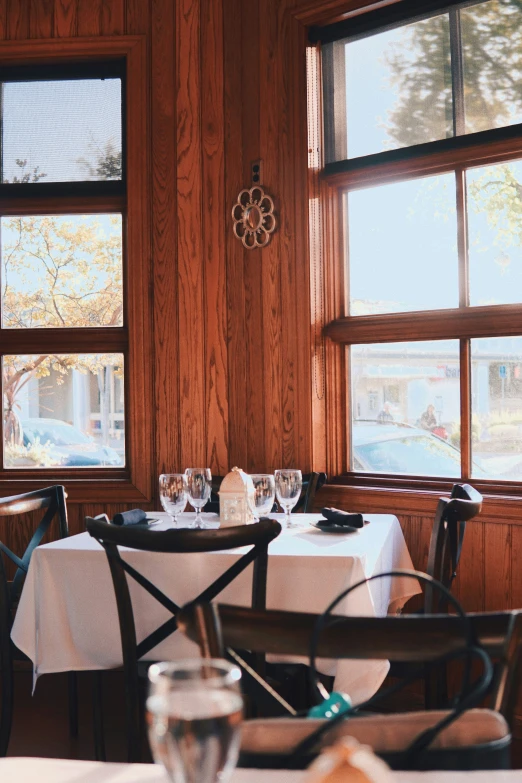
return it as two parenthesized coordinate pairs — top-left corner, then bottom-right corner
(0, 485), (72, 756)
(178, 602), (522, 728)
(86, 516), (281, 762)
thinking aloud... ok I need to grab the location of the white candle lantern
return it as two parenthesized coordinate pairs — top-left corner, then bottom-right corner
(219, 466), (255, 526)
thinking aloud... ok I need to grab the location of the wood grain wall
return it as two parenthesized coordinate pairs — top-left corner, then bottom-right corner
(2, 0), (521, 685)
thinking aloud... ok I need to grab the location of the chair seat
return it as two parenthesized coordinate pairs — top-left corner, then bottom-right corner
(240, 709), (509, 755)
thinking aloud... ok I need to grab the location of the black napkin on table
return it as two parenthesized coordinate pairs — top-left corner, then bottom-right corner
(319, 507), (364, 528)
(112, 509), (148, 526)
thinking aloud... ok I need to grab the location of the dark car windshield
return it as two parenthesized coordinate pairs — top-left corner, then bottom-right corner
(356, 434), (462, 477)
(23, 422), (91, 447)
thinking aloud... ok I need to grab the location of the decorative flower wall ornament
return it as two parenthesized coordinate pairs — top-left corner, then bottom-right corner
(232, 186), (277, 249)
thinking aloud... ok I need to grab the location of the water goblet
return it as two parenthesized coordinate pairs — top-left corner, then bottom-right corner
(185, 467), (212, 528)
(248, 474), (276, 522)
(274, 469), (302, 528)
(147, 659), (243, 783)
(159, 474), (187, 525)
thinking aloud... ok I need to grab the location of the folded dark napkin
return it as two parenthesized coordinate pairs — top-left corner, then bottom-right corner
(319, 507), (364, 528)
(112, 509), (148, 526)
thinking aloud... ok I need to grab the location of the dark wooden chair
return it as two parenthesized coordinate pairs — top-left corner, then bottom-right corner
(0, 485), (75, 756)
(86, 515), (282, 762)
(178, 601), (522, 770)
(424, 483), (482, 614)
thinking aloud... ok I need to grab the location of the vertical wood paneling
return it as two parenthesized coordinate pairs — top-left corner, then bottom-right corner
(53, 0), (77, 37)
(259, 2), (283, 472)
(241, 2), (265, 473)
(512, 525), (522, 610)
(453, 519), (485, 612)
(29, 0), (53, 38)
(176, 0), (206, 467)
(223, 0), (247, 470)
(77, 0), (101, 36)
(151, 0), (180, 475)
(0, 0), (6, 40)
(101, 0), (124, 34)
(125, 0), (150, 34)
(201, 0), (228, 475)
(7, 1), (29, 39)
(484, 523), (512, 610)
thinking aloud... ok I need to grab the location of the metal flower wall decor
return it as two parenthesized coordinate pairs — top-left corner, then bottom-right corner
(232, 186), (277, 249)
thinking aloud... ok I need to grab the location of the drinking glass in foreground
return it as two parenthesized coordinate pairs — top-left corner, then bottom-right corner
(147, 659), (243, 783)
(248, 474), (276, 522)
(275, 468), (302, 528)
(159, 474), (187, 524)
(185, 468), (212, 528)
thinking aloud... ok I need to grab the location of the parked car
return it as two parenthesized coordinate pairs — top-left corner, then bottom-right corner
(352, 421), (488, 478)
(21, 418), (123, 467)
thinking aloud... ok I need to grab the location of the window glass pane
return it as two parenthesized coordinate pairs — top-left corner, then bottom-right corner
(351, 341), (461, 477)
(1, 214), (123, 328)
(347, 174), (458, 315)
(3, 354), (125, 468)
(471, 337), (522, 481)
(325, 14), (452, 162)
(2, 78), (122, 183)
(461, 0), (522, 135)
(467, 161), (522, 306)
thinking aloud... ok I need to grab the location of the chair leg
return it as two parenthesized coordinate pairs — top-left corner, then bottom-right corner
(68, 671), (79, 738)
(92, 671), (106, 761)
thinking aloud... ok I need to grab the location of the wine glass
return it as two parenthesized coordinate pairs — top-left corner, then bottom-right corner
(159, 474), (187, 525)
(274, 469), (302, 528)
(248, 474), (276, 522)
(185, 468), (212, 528)
(147, 659), (243, 783)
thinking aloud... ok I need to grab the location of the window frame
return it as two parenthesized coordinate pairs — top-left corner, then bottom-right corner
(0, 36), (153, 504)
(312, 1), (522, 505)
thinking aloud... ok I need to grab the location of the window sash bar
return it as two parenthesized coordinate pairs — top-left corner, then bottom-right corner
(309, 0), (489, 45)
(449, 7), (465, 137)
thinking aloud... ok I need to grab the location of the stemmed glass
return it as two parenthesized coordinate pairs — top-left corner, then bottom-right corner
(147, 659), (243, 783)
(248, 474), (276, 522)
(159, 474), (187, 525)
(274, 469), (302, 528)
(185, 468), (212, 528)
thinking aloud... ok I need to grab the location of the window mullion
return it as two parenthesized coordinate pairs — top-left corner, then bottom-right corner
(456, 167), (469, 308)
(449, 7), (465, 137)
(460, 338), (471, 479)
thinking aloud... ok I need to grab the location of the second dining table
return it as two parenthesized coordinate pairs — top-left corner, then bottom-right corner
(11, 512), (420, 706)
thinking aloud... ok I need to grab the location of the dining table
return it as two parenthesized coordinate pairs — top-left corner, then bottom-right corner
(11, 511), (420, 706)
(0, 757), (520, 782)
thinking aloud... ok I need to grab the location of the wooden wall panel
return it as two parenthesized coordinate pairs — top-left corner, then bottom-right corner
(30, 0), (53, 37)
(151, 0), (180, 475)
(53, 0), (77, 37)
(201, 0), (228, 475)
(7, 0), (29, 39)
(176, 0), (206, 467)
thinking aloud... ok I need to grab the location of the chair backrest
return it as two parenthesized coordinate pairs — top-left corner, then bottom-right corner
(294, 472), (327, 513)
(425, 483), (482, 613)
(178, 602), (522, 725)
(86, 515), (281, 762)
(86, 516), (281, 662)
(0, 485), (68, 611)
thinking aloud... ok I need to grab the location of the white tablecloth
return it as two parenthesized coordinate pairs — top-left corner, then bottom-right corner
(1, 758), (521, 783)
(11, 513), (419, 705)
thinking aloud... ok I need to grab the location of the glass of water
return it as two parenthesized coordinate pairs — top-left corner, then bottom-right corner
(159, 474), (187, 524)
(185, 468), (212, 528)
(147, 659), (243, 783)
(274, 469), (302, 528)
(248, 474), (276, 522)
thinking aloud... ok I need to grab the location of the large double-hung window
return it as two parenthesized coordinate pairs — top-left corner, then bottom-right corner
(311, 0), (522, 488)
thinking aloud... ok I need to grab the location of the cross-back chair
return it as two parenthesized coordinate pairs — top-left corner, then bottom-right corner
(424, 483), (482, 614)
(178, 601), (522, 771)
(0, 485), (73, 756)
(86, 515), (281, 762)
